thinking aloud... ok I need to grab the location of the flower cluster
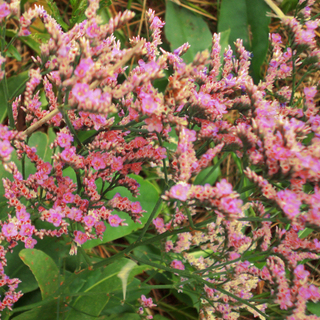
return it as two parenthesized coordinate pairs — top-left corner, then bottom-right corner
(0, 0), (319, 318)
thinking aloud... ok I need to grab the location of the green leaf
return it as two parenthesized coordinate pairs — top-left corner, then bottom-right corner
(20, 36), (41, 56)
(70, 0), (88, 27)
(298, 228), (314, 239)
(64, 258), (149, 319)
(165, 1), (212, 64)
(45, 0), (69, 31)
(19, 249), (61, 299)
(194, 165), (220, 186)
(246, 0), (270, 82)
(280, 0), (298, 14)
(0, 70), (29, 123)
(11, 299), (66, 320)
(5, 242), (38, 293)
(218, 0), (270, 83)
(307, 301), (320, 316)
(6, 44), (21, 61)
(83, 175), (160, 248)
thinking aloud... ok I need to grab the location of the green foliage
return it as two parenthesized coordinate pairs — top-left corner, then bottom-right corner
(218, 0), (270, 82)
(165, 1), (212, 63)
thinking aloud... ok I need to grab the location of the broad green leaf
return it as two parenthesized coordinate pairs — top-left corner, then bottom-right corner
(5, 242), (38, 293)
(19, 249), (61, 299)
(218, 0), (249, 50)
(165, 1), (212, 64)
(11, 299), (66, 320)
(280, 0), (298, 14)
(307, 301), (320, 316)
(83, 175), (160, 248)
(218, 0), (270, 83)
(64, 258), (149, 319)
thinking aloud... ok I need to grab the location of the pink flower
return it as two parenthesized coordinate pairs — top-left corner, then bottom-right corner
(216, 179), (233, 196)
(74, 58), (94, 78)
(47, 212), (62, 227)
(24, 237), (37, 249)
(72, 83), (89, 102)
(16, 209), (30, 222)
(294, 265), (310, 281)
(131, 201), (142, 213)
(83, 215), (96, 228)
(63, 192), (75, 204)
(20, 224), (35, 237)
(141, 295), (157, 308)
(74, 231), (88, 245)
(86, 22), (99, 38)
(2, 223), (18, 237)
(0, 140), (13, 160)
(111, 157), (123, 171)
(170, 259), (185, 270)
(0, 3), (10, 20)
(57, 132), (73, 148)
(108, 214), (122, 227)
(170, 183), (190, 201)
(141, 93), (158, 114)
(145, 115), (163, 133)
(91, 155), (106, 170)
(95, 221), (106, 234)
(153, 217), (164, 229)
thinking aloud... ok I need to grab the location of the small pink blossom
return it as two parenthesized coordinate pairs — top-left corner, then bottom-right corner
(170, 259), (185, 270)
(72, 83), (90, 102)
(16, 209), (30, 222)
(131, 201), (142, 213)
(140, 295), (157, 308)
(108, 214), (122, 227)
(141, 93), (158, 114)
(74, 231), (88, 245)
(83, 215), (96, 228)
(153, 217), (164, 229)
(91, 155), (106, 170)
(111, 156), (123, 171)
(170, 183), (190, 201)
(294, 265), (310, 281)
(2, 223), (18, 237)
(47, 212), (62, 227)
(0, 3), (10, 20)
(95, 221), (106, 234)
(63, 192), (75, 204)
(24, 237), (37, 249)
(74, 58), (94, 78)
(57, 132), (73, 148)
(145, 115), (163, 133)
(20, 224), (35, 237)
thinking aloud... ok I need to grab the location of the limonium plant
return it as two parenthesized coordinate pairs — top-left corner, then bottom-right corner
(0, 0), (320, 319)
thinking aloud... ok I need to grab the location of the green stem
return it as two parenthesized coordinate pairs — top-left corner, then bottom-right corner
(136, 193), (163, 243)
(130, 254), (269, 319)
(157, 301), (198, 320)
